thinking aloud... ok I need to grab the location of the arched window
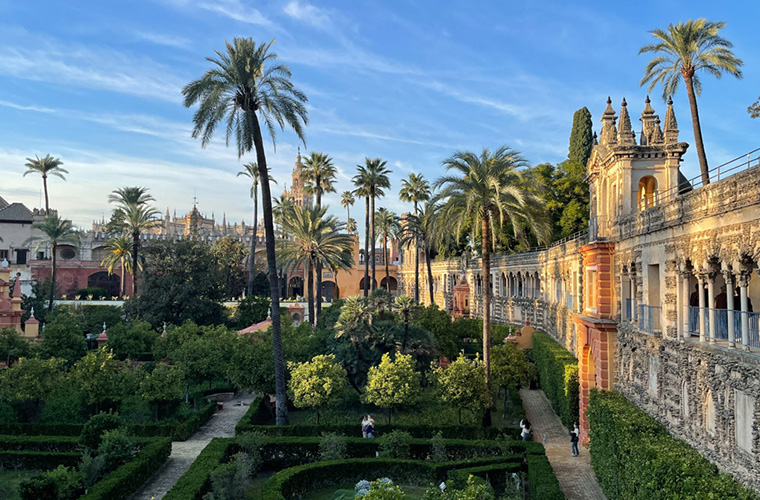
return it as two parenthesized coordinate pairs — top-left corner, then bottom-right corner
(637, 176), (658, 211)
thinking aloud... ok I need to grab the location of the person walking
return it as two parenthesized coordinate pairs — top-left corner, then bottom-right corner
(366, 416), (375, 439)
(361, 415), (370, 438)
(520, 419), (532, 441)
(571, 423), (580, 457)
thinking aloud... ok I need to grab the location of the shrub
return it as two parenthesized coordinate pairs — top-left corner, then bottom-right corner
(319, 433), (347, 461)
(364, 353), (421, 424)
(378, 431), (412, 459)
(527, 332), (579, 428)
(362, 478), (407, 500)
(430, 432), (447, 462)
(19, 465), (83, 500)
(205, 452), (257, 500)
(587, 390), (758, 500)
(80, 412), (124, 451)
(164, 438), (229, 500)
(97, 428), (135, 471)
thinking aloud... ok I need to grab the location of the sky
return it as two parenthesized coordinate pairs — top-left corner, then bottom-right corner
(0, 0), (758, 234)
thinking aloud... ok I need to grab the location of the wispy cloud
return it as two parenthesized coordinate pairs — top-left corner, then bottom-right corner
(283, 1), (331, 27)
(135, 31), (191, 49)
(0, 42), (184, 102)
(0, 99), (55, 113)
(197, 0), (272, 26)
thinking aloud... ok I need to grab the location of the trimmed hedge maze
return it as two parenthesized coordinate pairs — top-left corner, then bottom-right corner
(0, 434), (171, 500)
(168, 397), (563, 500)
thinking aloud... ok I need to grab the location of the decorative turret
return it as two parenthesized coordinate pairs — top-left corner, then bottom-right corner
(651, 117), (664, 145)
(599, 97), (618, 146)
(617, 98), (636, 145)
(24, 307), (39, 339)
(96, 322), (108, 347)
(663, 97), (679, 144)
(639, 96), (656, 146)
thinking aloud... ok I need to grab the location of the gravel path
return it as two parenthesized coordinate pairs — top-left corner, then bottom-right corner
(520, 389), (607, 500)
(129, 393), (255, 500)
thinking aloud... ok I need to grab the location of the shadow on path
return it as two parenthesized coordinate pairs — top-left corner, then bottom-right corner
(129, 393), (255, 500)
(520, 389), (607, 500)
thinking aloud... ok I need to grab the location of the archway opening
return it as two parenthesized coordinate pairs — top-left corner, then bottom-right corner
(380, 276), (397, 292)
(637, 176), (658, 211)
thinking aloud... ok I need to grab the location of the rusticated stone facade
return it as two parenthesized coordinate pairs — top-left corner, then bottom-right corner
(397, 96), (760, 492)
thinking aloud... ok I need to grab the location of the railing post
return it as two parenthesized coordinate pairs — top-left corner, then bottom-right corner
(739, 272), (750, 351)
(697, 274), (706, 343)
(724, 270), (735, 348)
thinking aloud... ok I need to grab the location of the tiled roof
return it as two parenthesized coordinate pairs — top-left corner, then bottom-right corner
(0, 203), (33, 223)
(0, 195), (8, 210)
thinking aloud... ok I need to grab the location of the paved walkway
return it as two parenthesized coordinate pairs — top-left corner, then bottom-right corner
(130, 393), (255, 500)
(520, 389), (607, 500)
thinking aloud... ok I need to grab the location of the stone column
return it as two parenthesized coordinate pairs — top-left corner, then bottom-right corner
(724, 269), (735, 348)
(630, 273), (637, 321)
(698, 274), (706, 343)
(707, 273), (716, 343)
(680, 271), (690, 339)
(739, 272), (751, 351)
(620, 270), (628, 321)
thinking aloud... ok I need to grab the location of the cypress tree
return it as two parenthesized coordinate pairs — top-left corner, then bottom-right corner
(568, 107), (593, 167)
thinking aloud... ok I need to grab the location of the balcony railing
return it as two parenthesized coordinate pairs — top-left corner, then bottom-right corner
(686, 306), (760, 349)
(624, 298), (633, 320)
(638, 304), (662, 334)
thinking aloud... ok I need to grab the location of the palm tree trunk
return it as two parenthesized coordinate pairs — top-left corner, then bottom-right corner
(413, 201), (419, 303)
(426, 248), (434, 306)
(48, 243), (57, 311)
(132, 230), (139, 296)
(248, 186), (258, 296)
(307, 260), (315, 326)
(481, 218), (491, 389)
(315, 191), (322, 327)
(384, 234), (390, 291)
(251, 115), (288, 426)
(43, 175), (49, 214)
(370, 194), (376, 290)
(402, 315), (409, 352)
(120, 256), (125, 298)
(685, 75), (710, 186)
(364, 196), (370, 297)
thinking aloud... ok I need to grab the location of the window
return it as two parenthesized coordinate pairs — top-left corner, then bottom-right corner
(60, 247), (76, 260)
(586, 269), (597, 311)
(0, 249), (8, 260)
(16, 249), (27, 265)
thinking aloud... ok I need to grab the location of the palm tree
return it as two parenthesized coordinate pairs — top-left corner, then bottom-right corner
(108, 187), (159, 296)
(24, 214), (80, 311)
(639, 19), (743, 186)
(352, 180), (371, 297)
(23, 154), (68, 214)
(100, 234), (137, 298)
(301, 152), (337, 325)
(341, 191), (355, 222)
(353, 158), (391, 294)
(436, 147), (550, 390)
(237, 163), (277, 297)
(375, 208), (400, 292)
(277, 204), (354, 325)
(346, 217), (357, 234)
(183, 38), (307, 426)
(399, 173), (430, 302)
(402, 199), (443, 306)
(334, 295), (373, 392)
(395, 294), (417, 352)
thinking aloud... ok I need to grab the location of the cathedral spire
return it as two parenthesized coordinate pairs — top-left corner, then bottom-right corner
(663, 97), (679, 144)
(617, 98), (636, 145)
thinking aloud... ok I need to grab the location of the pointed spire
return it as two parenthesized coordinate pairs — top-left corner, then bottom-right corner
(593, 131), (598, 145)
(663, 96), (679, 144)
(639, 95), (657, 146)
(599, 97), (618, 146)
(651, 117), (664, 144)
(11, 273), (22, 299)
(617, 98), (636, 145)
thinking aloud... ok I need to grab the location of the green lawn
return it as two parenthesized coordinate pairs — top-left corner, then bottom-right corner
(0, 470), (39, 500)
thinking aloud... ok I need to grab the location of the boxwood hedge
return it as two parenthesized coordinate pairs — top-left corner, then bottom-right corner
(588, 390), (757, 500)
(527, 331), (579, 429)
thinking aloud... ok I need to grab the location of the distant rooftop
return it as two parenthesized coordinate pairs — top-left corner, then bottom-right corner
(0, 202), (33, 223)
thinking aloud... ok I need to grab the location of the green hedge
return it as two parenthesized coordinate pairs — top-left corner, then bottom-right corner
(0, 435), (80, 452)
(588, 390), (757, 500)
(164, 438), (230, 500)
(528, 331), (579, 428)
(0, 450), (80, 470)
(526, 453), (564, 500)
(0, 402), (215, 441)
(258, 456), (556, 500)
(80, 437), (172, 500)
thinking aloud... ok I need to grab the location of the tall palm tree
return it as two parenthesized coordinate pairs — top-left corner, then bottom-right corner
(353, 158), (391, 294)
(341, 191), (355, 222)
(301, 152), (337, 325)
(436, 147), (550, 390)
(346, 217), (357, 234)
(23, 154), (68, 214)
(352, 181), (371, 297)
(237, 163), (277, 297)
(277, 204), (354, 325)
(108, 187), (159, 296)
(399, 173), (430, 302)
(24, 214), (80, 311)
(394, 294), (417, 352)
(402, 199), (443, 306)
(100, 234), (137, 298)
(639, 19), (743, 186)
(375, 208), (400, 292)
(183, 38), (307, 426)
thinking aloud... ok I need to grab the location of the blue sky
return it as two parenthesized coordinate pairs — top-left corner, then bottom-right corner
(1, 0), (758, 233)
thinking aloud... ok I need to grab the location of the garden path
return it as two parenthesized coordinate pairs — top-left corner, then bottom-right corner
(129, 392), (255, 500)
(519, 389), (607, 500)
